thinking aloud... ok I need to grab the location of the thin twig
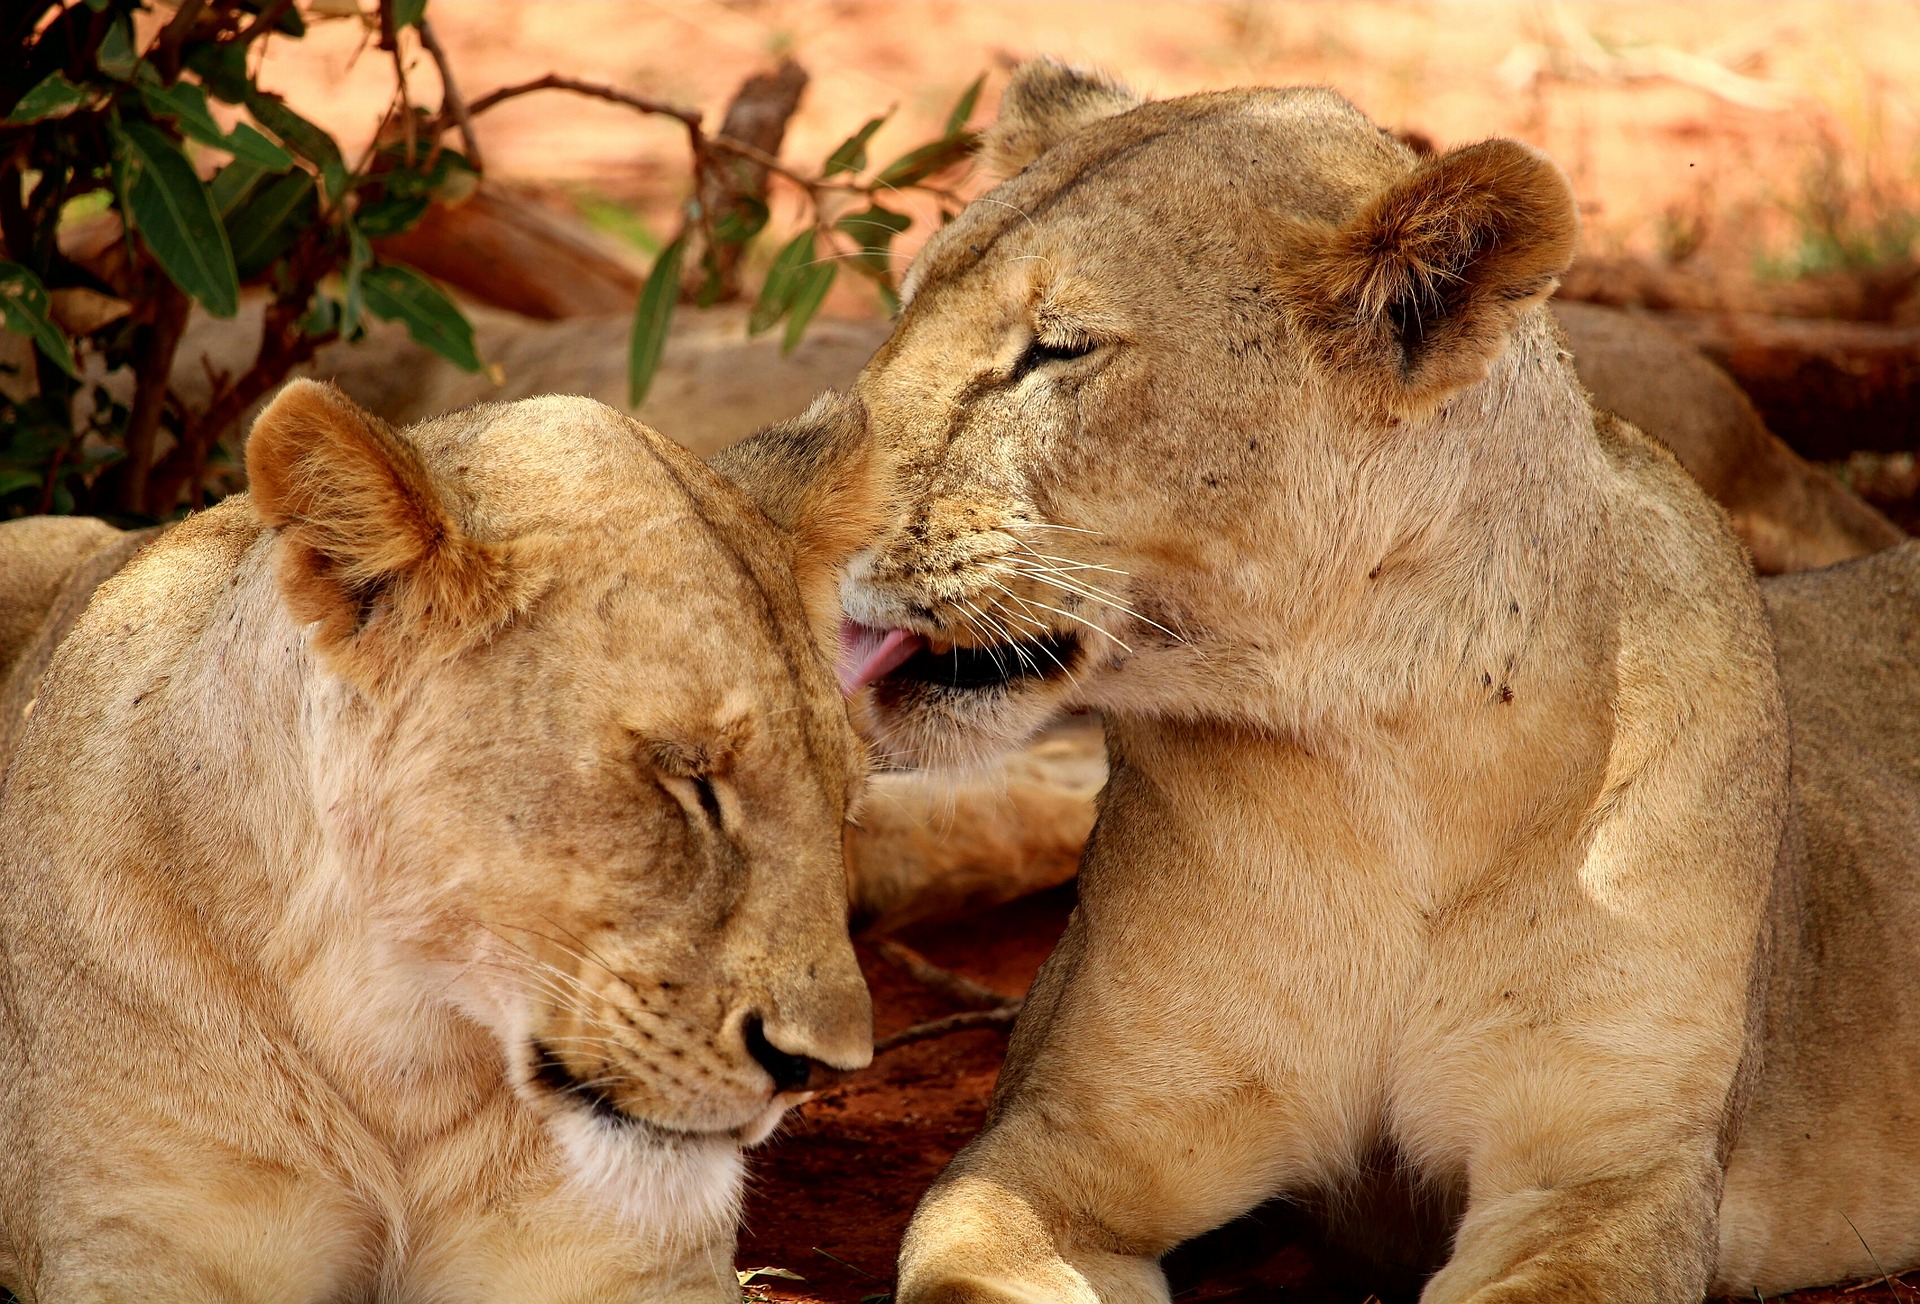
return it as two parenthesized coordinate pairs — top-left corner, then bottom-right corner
(874, 940), (1010, 1010)
(233, 0), (296, 49)
(416, 17), (480, 170)
(382, 4), (415, 166)
(707, 132), (836, 195)
(464, 74), (703, 130)
(875, 1004), (1022, 1053)
(150, 0), (207, 79)
(458, 74), (716, 281)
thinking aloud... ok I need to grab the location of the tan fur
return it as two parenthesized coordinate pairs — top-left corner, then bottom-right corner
(1551, 300), (1905, 574)
(726, 65), (1920, 1302)
(0, 382), (871, 1302)
(0, 514), (119, 684)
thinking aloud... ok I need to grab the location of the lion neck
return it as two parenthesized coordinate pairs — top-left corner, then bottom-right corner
(77, 508), (504, 1147)
(1092, 318), (1626, 895)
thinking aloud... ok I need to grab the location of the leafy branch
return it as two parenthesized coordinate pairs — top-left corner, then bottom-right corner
(0, 0), (982, 521)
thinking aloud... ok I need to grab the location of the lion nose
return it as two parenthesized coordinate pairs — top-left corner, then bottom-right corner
(743, 1014), (851, 1094)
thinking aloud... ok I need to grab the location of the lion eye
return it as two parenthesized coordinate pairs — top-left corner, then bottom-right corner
(1010, 335), (1097, 382)
(690, 775), (722, 824)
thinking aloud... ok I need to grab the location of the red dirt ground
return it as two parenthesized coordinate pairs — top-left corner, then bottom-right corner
(738, 884), (1919, 1304)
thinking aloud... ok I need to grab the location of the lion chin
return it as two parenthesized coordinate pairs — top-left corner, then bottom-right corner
(541, 1108), (749, 1250)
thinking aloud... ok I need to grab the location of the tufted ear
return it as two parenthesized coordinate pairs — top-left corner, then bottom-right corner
(712, 390), (883, 653)
(246, 380), (540, 685)
(1276, 138), (1578, 417)
(979, 57), (1143, 177)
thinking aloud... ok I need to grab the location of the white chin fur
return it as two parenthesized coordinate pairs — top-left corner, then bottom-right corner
(549, 1108), (746, 1250)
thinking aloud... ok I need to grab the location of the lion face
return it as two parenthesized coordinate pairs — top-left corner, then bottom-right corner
(833, 66), (1577, 765)
(247, 385), (871, 1220)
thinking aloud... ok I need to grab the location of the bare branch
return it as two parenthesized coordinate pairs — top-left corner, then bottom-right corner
(416, 17), (480, 170)
(875, 940), (1011, 1010)
(876, 1004), (1022, 1053)
(150, 0), (207, 79)
(234, 0), (296, 49)
(465, 74), (702, 131)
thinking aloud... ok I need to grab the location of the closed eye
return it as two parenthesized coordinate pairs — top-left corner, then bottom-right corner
(655, 772), (727, 830)
(690, 775), (722, 824)
(1008, 335), (1098, 383)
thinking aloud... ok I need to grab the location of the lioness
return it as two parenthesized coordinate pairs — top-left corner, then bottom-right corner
(725, 62), (1920, 1301)
(0, 381), (871, 1301)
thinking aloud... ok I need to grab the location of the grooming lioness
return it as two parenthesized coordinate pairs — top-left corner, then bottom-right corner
(0, 382), (870, 1301)
(727, 63), (1920, 1301)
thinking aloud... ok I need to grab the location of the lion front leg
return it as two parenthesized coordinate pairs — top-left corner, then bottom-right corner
(898, 1155), (1170, 1304)
(1420, 1160), (1723, 1304)
(895, 911), (1367, 1304)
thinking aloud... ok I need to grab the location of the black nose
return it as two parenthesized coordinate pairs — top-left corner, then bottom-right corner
(743, 1015), (844, 1094)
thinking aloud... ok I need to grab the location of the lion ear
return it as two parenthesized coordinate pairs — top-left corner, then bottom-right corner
(713, 390), (882, 653)
(1277, 138), (1578, 416)
(980, 57), (1143, 177)
(246, 379), (537, 684)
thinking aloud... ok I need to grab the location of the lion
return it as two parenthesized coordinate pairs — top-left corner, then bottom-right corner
(1550, 300), (1904, 574)
(0, 380), (874, 1302)
(719, 60), (1920, 1302)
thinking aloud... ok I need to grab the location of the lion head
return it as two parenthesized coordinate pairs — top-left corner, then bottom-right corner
(800, 61), (1580, 766)
(247, 383), (874, 1215)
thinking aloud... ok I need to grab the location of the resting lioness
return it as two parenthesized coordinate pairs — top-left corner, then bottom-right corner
(0, 382), (871, 1301)
(724, 62), (1920, 1301)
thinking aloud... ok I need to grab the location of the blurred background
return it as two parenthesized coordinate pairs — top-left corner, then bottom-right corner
(275, 0), (1920, 295)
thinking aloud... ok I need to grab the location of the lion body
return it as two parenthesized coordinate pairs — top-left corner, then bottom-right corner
(0, 386), (870, 1302)
(734, 65), (1920, 1303)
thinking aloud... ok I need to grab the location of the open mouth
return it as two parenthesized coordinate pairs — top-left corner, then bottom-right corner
(839, 621), (1079, 696)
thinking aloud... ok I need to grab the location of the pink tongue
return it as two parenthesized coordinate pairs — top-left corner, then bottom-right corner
(837, 622), (927, 696)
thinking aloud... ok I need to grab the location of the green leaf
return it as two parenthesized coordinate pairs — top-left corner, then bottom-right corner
(874, 134), (977, 188)
(835, 204), (911, 278)
(691, 250), (725, 309)
(353, 193), (430, 239)
(96, 15), (138, 79)
(185, 43), (250, 104)
(245, 91), (349, 199)
(342, 222), (373, 334)
(361, 264), (480, 371)
(7, 72), (92, 124)
(139, 81), (296, 171)
(298, 293), (340, 338)
(208, 159), (269, 217)
(822, 112), (890, 179)
(0, 469), (44, 500)
(114, 119), (241, 317)
(627, 235), (684, 408)
(0, 262), (79, 378)
(220, 122), (297, 171)
(944, 73), (985, 138)
(711, 196), (769, 246)
(781, 261), (835, 355)
(225, 171), (316, 278)
(747, 230), (814, 336)
(393, 0), (428, 29)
